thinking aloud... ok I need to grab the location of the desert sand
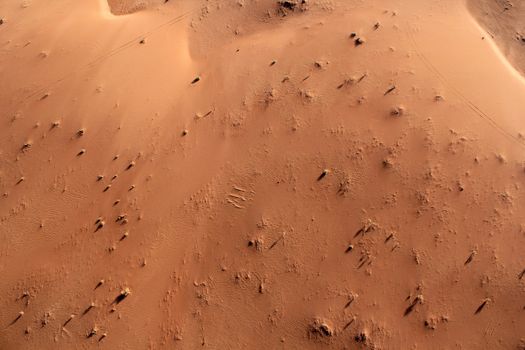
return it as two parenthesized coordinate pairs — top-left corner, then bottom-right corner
(468, 0), (525, 75)
(0, 0), (524, 349)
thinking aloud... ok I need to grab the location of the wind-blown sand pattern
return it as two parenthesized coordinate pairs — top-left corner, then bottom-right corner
(0, 0), (524, 349)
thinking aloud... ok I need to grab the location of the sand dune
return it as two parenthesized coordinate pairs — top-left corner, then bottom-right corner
(468, 0), (525, 75)
(0, 0), (524, 349)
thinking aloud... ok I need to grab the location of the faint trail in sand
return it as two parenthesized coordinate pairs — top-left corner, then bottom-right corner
(407, 26), (525, 149)
(17, 6), (199, 106)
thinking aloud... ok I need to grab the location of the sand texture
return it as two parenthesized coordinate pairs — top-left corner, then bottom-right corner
(0, 0), (524, 349)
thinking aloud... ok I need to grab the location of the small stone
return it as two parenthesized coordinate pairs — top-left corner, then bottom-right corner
(308, 318), (334, 339)
(317, 169), (330, 181)
(354, 330), (368, 342)
(87, 326), (98, 338)
(390, 105), (405, 116)
(191, 76), (200, 84)
(382, 158), (393, 168)
(21, 141), (32, 151)
(126, 161), (135, 170)
(355, 37), (365, 46)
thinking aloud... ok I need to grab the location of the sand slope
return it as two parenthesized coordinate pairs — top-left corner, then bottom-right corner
(468, 0), (525, 76)
(0, 0), (524, 349)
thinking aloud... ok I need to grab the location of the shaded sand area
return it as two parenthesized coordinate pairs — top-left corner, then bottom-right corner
(468, 0), (525, 76)
(0, 0), (524, 348)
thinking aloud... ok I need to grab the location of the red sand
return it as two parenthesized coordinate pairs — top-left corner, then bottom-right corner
(0, 0), (524, 348)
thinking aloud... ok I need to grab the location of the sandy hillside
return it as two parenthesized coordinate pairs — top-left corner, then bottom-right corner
(0, 0), (524, 349)
(468, 0), (525, 75)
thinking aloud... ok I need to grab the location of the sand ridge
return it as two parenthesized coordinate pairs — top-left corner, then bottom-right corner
(467, 0), (525, 76)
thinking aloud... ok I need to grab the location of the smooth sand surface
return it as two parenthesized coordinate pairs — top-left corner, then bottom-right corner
(0, 0), (524, 348)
